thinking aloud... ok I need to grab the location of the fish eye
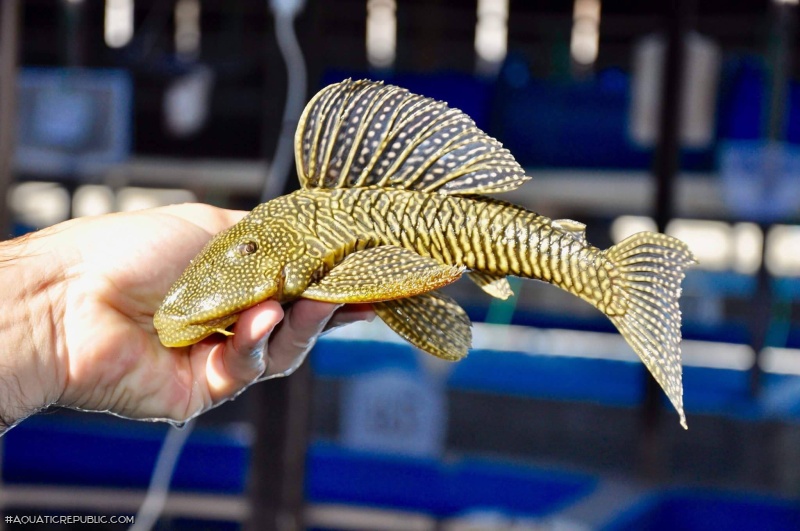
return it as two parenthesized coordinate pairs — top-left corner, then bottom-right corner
(237, 241), (258, 256)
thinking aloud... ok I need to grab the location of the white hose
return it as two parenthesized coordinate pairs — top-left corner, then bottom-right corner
(129, 420), (195, 531)
(261, 9), (308, 202)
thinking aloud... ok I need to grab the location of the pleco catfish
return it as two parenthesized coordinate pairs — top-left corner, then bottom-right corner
(155, 79), (696, 428)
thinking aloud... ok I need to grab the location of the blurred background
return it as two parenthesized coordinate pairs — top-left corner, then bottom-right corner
(1, 0), (800, 529)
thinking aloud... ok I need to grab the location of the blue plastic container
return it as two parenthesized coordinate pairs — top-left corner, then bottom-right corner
(603, 489), (800, 531)
(3, 416), (250, 494)
(306, 442), (596, 518)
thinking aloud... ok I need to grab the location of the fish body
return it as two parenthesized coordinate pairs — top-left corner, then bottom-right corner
(155, 79), (695, 427)
(244, 188), (608, 308)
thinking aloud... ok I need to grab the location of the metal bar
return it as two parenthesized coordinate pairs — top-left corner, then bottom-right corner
(75, 161), (765, 220)
(766, 3), (793, 143)
(652, 1), (690, 232)
(641, 0), (691, 477)
(246, 362), (312, 531)
(750, 2), (796, 397)
(1, 485), (442, 530)
(248, 5), (321, 527)
(0, 0), (21, 240)
(60, 0), (87, 219)
(63, 0), (86, 68)
(0, 485), (247, 521)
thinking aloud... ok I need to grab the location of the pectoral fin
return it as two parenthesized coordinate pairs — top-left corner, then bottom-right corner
(302, 245), (464, 303)
(468, 271), (513, 300)
(374, 291), (472, 361)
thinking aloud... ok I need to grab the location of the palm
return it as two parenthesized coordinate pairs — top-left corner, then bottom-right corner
(54, 204), (265, 421)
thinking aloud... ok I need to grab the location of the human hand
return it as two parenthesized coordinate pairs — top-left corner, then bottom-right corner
(0, 204), (372, 430)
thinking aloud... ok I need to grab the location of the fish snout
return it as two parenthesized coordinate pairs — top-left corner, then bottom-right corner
(153, 306), (240, 348)
(153, 307), (201, 347)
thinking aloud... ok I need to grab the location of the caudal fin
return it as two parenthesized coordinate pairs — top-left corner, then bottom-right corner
(605, 232), (697, 429)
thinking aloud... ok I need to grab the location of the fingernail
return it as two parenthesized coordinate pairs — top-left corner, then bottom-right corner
(250, 336), (268, 360)
(346, 310), (376, 323)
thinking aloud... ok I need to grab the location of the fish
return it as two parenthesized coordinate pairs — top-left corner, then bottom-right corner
(154, 79), (696, 428)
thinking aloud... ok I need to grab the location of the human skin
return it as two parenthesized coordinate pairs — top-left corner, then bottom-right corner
(0, 203), (372, 433)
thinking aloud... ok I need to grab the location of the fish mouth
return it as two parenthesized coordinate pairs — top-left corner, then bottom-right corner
(154, 311), (241, 348)
(154, 279), (281, 348)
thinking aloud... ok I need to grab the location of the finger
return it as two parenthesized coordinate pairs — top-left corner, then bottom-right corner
(323, 303), (376, 332)
(262, 300), (340, 378)
(205, 301), (284, 403)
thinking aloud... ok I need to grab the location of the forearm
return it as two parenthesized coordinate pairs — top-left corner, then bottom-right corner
(0, 232), (64, 434)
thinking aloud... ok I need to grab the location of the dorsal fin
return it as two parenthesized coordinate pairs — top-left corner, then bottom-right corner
(553, 219), (587, 244)
(294, 79), (529, 195)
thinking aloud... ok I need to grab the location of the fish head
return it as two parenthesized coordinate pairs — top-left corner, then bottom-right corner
(154, 212), (292, 347)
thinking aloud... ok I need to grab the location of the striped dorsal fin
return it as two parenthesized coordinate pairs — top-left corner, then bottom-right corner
(294, 79), (529, 195)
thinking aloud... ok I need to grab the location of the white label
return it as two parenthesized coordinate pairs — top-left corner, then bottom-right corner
(629, 32), (721, 149)
(340, 370), (446, 457)
(720, 140), (800, 222)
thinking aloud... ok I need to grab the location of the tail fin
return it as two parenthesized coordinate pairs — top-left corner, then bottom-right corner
(605, 232), (697, 429)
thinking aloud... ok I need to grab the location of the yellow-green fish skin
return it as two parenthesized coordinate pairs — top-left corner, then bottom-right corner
(298, 188), (613, 311)
(154, 78), (696, 428)
(157, 188), (604, 331)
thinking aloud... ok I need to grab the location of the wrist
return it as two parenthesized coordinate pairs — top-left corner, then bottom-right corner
(0, 231), (68, 432)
